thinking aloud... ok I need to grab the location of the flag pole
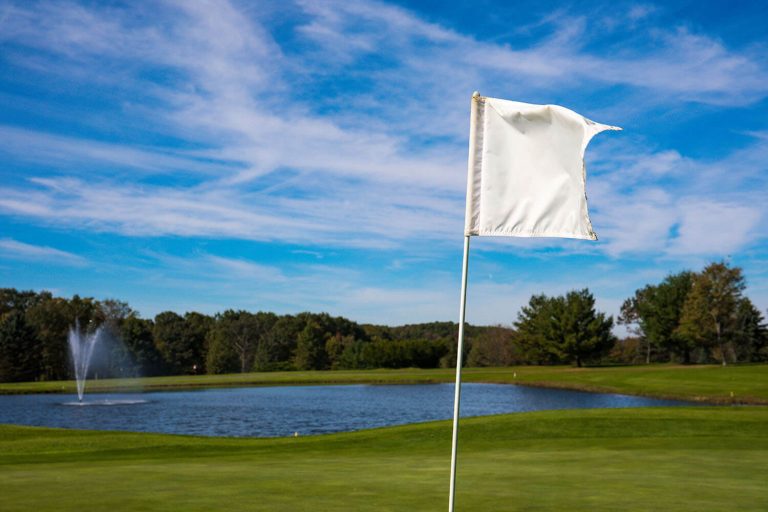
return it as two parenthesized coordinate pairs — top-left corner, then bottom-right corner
(448, 233), (470, 512)
(449, 90), (480, 512)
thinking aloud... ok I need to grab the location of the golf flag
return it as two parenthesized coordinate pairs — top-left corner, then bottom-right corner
(448, 94), (621, 512)
(464, 95), (621, 240)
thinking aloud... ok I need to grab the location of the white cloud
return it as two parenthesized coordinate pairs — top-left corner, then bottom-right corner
(0, 0), (766, 324)
(0, 126), (226, 176)
(595, 189), (678, 257)
(205, 255), (287, 282)
(588, 130), (768, 260)
(668, 201), (763, 256)
(0, 176), (464, 248)
(0, 238), (87, 266)
(293, 0), (768, 121)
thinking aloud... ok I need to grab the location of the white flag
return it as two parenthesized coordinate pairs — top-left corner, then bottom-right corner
(464, 95), (620, 240)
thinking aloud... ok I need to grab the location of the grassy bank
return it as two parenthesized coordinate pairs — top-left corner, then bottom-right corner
(1, 364), (767, 404)
(2, 407), (767, 511)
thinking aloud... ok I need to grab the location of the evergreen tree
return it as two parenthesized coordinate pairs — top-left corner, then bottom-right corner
(732, 299), (768, 362)
(557, 290), (616, 367)
(516, 289), (615, 367)
(515, 294), (561, 364)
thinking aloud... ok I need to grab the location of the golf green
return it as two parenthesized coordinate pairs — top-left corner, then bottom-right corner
(2, 406), (767, 511)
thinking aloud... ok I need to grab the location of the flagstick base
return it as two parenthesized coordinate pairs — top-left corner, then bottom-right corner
(448, 234), (471, 512)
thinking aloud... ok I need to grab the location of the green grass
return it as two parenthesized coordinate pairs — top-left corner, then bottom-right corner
(2, 407), (767, 511)
(2, 364), (767, 404)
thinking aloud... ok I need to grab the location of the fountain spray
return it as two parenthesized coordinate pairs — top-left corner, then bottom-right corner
(68, 321), (104, 402)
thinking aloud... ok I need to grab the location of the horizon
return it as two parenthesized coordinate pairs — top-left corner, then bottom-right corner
(1, 0), (766, 328)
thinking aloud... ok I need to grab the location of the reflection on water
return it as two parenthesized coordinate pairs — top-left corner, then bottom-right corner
(60, 399), (150, 407)
(0, 383), (695, 437)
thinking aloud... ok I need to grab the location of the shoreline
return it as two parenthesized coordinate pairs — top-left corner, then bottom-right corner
(1, 365), (766, 405)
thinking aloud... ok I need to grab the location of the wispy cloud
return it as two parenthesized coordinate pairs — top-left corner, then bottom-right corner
(295, 0), (768, 124)
(668, 201), (763, 256)
(1, 0), (766, 251)
(0, 238), (87, 267)
(0, 126), (229, 177)
(591, 133), (768, 260)
(0, 0), (766, 322)
(0, 176), (464, 248)
(205, 255), (287, 282)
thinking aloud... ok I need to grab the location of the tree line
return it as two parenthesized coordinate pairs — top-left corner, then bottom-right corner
(0, 289), (484, 382)
(0, 261), (765, 383)
(618, 262), (767, 365)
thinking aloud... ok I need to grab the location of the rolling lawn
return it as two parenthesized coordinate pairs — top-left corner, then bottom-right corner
(2, 407), (767, 511)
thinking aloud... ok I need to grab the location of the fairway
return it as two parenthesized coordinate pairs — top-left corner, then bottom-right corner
(2, 407), (767, 511)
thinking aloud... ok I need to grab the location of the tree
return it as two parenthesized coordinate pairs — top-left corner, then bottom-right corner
(98, 299), (133, 330)
(732, 299), (768, 362)
(325, 333), (354, 369)
(22, 293), (105, 381)
(0, 288), (43, 316)
(182, 312), (213, 374)
(467, 326), (519, 367)
(68, 295), (103, 329)
(677, 262), (745, 366)
(335, 339), (369, 369)
(0, 310), (40, 382)
(608, 336), (646, 365)
(248, 312), (279, 371)
(24, 294), (71, 380)
(620, 271), (693, 363)
(258, 315), (302, 371)
(294, 320), (327, 370)
(206, 310), (272, 374)
(153, 311), (195, 374)
(94, 299), (137, 378)
(515, 294), (561, 365)
(556, 290), (616, 367)
(121, 316), (165, 376)
(516, 289), (615, 367)
(205, 322), (239, 375)
(226, 311), (260, 373)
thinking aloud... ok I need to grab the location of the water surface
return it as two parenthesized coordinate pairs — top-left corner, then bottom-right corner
(0, 383), (694, 437)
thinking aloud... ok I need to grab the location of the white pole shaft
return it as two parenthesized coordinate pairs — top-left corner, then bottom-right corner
(448, 234), (471, 512)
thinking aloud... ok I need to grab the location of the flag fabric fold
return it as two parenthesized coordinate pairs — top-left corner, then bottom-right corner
(464, 95), (621, 240)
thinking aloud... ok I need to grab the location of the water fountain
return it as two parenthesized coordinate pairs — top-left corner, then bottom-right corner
(68, 321), (104, 402)
(64, 321), (149, 407)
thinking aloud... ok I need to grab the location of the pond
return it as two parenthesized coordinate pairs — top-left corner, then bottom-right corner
(0, 383), (695, 437)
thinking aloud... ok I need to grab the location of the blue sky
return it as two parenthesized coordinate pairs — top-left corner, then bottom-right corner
(0, 0), (766, 327)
